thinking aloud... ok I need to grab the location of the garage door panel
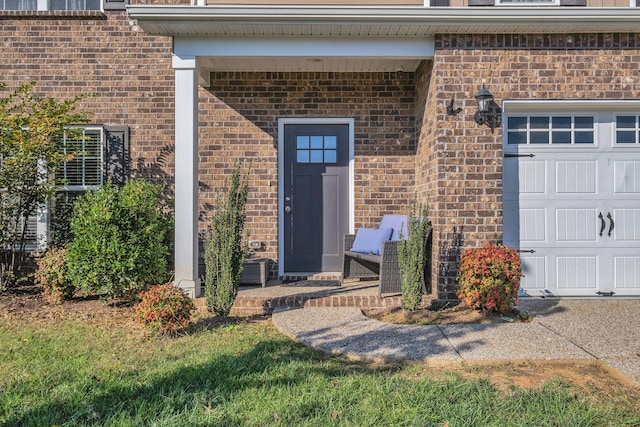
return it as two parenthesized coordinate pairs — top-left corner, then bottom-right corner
(556, 209), (597, 242)
(614, 256), (640, 291)
(612, 209), (640, 242)
(556, 161), (597, 194)
(614, 160), (640, 194)
(504, 160), (546, 198)
(556, 256), (598, 289)
(520, 256), (546, 293)
(521, 208), (546, 242)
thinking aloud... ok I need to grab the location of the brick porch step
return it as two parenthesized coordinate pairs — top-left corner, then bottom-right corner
(195, 294), (405, 317)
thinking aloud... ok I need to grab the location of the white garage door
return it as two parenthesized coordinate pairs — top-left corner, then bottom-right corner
(503, 109), (640, 297)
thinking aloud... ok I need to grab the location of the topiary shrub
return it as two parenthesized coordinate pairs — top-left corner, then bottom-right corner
(457, 243), (523, 313)
(398, 201), (431, 311)
(134, 283), (196, 335)
(205, 162), (250, 318)
(35, 247), (75, 304)
(66, 180), (173, 302)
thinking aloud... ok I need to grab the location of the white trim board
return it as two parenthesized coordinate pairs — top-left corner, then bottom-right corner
(277, 117), (355, 277)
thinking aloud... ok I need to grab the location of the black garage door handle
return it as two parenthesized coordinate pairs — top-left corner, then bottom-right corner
(598, 212), (605, 237)
(607, 213), (614, 237)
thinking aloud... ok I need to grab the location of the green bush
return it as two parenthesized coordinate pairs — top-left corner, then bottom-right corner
(35, 247), (75, 304)
(457, 243), (523, 313)
(134, 283), (196, 335)
(205, 162), (250, 318)
(398, 201), (431, 311)
(66, 180), (173, 302)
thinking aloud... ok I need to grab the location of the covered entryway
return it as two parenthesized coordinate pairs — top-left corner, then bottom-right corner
(127, 6), (435, 296)
(280, 120), (353, 274)
(503, 102), (640, 297)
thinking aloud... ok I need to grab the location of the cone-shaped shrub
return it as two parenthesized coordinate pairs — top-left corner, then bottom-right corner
(398, 201), (431, 311)
(205, 162), (250, 318)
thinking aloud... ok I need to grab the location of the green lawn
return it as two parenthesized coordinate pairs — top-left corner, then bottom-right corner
(1, 309), (639, 426)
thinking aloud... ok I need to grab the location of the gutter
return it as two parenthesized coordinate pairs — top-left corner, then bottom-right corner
(127, 6), (640, 36)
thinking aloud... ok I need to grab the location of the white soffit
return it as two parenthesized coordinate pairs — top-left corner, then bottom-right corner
(127, 6), (640, 37)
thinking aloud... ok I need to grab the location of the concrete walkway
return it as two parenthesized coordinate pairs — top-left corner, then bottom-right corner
(272, 298), (640, 386)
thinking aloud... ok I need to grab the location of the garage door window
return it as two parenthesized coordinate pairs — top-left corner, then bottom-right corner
(507, 115), (595, 145)
(615, 115), (640, 144)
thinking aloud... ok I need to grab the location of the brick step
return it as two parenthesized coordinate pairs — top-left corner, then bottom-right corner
(195, 294), (405, 317)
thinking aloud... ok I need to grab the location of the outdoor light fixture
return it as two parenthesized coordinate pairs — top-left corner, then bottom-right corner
(473, 85), (502, 132)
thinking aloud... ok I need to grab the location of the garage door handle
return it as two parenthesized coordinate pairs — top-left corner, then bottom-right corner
(607, 213), (614, 237)
(598, 212), (606, 237)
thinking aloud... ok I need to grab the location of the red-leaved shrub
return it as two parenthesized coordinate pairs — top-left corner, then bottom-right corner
(35, 247), (75, 304)
(457, 243), (523, 313)
(135, 283), (196, 334)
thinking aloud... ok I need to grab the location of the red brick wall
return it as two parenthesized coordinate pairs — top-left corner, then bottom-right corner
(420, 33), (640, 300)
(0, 10), (176, 186)
(200, 71), (416, 267)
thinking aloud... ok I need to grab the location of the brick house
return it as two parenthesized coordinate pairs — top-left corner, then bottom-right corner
(3, 0), (640, 300)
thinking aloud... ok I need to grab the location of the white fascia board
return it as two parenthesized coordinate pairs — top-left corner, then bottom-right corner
(173, 36), (434, 59)
(503, 99), (640, 113)
(128, 6), (640, 36)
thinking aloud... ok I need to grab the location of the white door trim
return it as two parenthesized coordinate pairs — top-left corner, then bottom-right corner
(277, 117), (355, 276)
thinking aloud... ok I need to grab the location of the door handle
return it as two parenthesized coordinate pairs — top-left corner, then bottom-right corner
(598, 212), (605, 237)
(607, 212), (614, 237)
(285, 206), (292, 213)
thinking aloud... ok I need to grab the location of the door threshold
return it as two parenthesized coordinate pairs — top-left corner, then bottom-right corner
(282, 272), (343, 282)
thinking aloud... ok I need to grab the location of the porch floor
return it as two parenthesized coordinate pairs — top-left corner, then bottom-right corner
(195, 279), (416, 316)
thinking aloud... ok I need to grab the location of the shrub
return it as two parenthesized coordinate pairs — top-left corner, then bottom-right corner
(398, 201), (431, 311)
(66, 180), (173, 302)
(35, 247), (75, 304)
(135, 283), (196, 334)
(457, 243), (523, 313)
(205, 162), (250, 318)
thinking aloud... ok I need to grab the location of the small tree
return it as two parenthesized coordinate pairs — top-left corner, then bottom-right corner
(398, 200), (431, 311)
(205, 162), (250, 318)
(0, 81), (91, 287)
(66, 180), (173, 301)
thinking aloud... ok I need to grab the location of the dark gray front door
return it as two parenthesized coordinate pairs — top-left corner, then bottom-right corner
(283, 123), (349, 272)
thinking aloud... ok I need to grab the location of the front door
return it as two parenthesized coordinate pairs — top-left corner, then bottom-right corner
(283, 123), (349, 273)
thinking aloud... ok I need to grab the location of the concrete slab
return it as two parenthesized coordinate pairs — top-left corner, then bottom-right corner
(341, 323), (460, 362)
(440, 323), (594, 361)
(273, 307), (386, 355)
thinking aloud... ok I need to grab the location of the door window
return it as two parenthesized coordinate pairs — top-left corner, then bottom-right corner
(296, 135), (337, 164)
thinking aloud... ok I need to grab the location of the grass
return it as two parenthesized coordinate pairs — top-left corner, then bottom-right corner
(1, 312), (639, 426)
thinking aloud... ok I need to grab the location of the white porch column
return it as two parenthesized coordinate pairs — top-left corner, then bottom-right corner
(173, 55), (201, 298)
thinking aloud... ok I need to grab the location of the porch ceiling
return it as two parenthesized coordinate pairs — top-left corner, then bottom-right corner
(128, 6), (640, 37)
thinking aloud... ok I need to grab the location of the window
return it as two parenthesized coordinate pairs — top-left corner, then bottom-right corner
(506, 115), (595, 145)
(296, 135), (338, 164)
(615, 115), (640, 144)
(50, 0), (100, 9)
(56, 127), (103, 190)
(0, 0), (127, 11)
(50, 125), (128, 248)
(0, 0), (36, 10)
(497, 0), (559, 4)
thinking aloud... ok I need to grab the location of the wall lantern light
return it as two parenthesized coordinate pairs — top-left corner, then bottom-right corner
(473, 85), (502, 132)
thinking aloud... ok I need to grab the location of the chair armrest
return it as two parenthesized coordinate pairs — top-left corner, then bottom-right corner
(343, 234), (356, 252)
